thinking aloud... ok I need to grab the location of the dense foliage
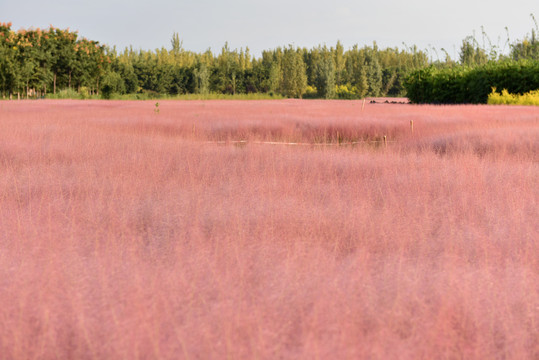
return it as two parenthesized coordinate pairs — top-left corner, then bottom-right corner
(405, 60), (539, 104)
(0, 22), (109, 98)
(0, 22), (428, 99)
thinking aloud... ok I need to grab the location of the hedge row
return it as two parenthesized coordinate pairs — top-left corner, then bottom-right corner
(404, 60), (539, 104)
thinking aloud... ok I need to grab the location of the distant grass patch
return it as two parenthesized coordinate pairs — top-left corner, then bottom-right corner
(488, 88), (539, 106)
(45, 88), (98, 100)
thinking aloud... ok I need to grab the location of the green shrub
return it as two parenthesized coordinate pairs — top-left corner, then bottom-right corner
(45, 88), (81, 99)
(335, 84), (360, 99)
(78, 87), (91, 99)
(405, 60), (539, 104)
(302, 85), (318, 99)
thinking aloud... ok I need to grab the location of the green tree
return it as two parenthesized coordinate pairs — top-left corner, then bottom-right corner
(315, 47), (336, 99)
(334, 40), (345, 85)
(366, 56), (382, 96)
(194, 61), (210, 94)
(459, 36), (488, 66)
(171, 32), (183, 56)
(48, 27), (78, 93)
(281, 46), (307, 98)
(216, 42), (240, 94)
(100, 71), (125, 99)
(268, 62), (281, 94)
(0, 39), (19, 97)
(356, 65), (368, 98)
(510, 16), (539, 61)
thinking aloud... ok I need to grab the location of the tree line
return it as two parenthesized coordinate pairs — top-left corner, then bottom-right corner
(0, 19), (538, 100)
(0, 22), (428, 99)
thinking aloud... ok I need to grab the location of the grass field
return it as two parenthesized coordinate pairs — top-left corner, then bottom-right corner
(0, 99), (538, 359)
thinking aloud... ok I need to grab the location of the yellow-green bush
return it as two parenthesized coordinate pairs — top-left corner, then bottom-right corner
(302, 85), (318, 99)
(335, 84), (361, 99)
(488, 88), (539, 106)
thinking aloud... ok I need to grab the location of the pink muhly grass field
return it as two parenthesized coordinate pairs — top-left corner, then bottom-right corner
(0, 99), (538, 359)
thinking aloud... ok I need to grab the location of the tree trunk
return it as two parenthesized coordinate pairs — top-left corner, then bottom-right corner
(53, 73), (57, 94)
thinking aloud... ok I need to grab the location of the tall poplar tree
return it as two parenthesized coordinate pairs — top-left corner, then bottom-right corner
(281, 46), (307, 98)
(315, 46), (336, 99)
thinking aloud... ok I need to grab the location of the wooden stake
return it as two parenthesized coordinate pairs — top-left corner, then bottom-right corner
(383, 135), (387, 148)
(410, 120), (414, 135)
(362, 98), (366, 111)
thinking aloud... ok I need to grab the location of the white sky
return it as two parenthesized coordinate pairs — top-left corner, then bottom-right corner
(2, 0), (538, 58)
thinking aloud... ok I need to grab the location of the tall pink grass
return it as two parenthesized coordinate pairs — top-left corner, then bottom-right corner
(0, 100), (538, 359)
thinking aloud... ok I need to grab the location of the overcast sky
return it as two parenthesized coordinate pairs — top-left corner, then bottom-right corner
(2, 0), (538, 58)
